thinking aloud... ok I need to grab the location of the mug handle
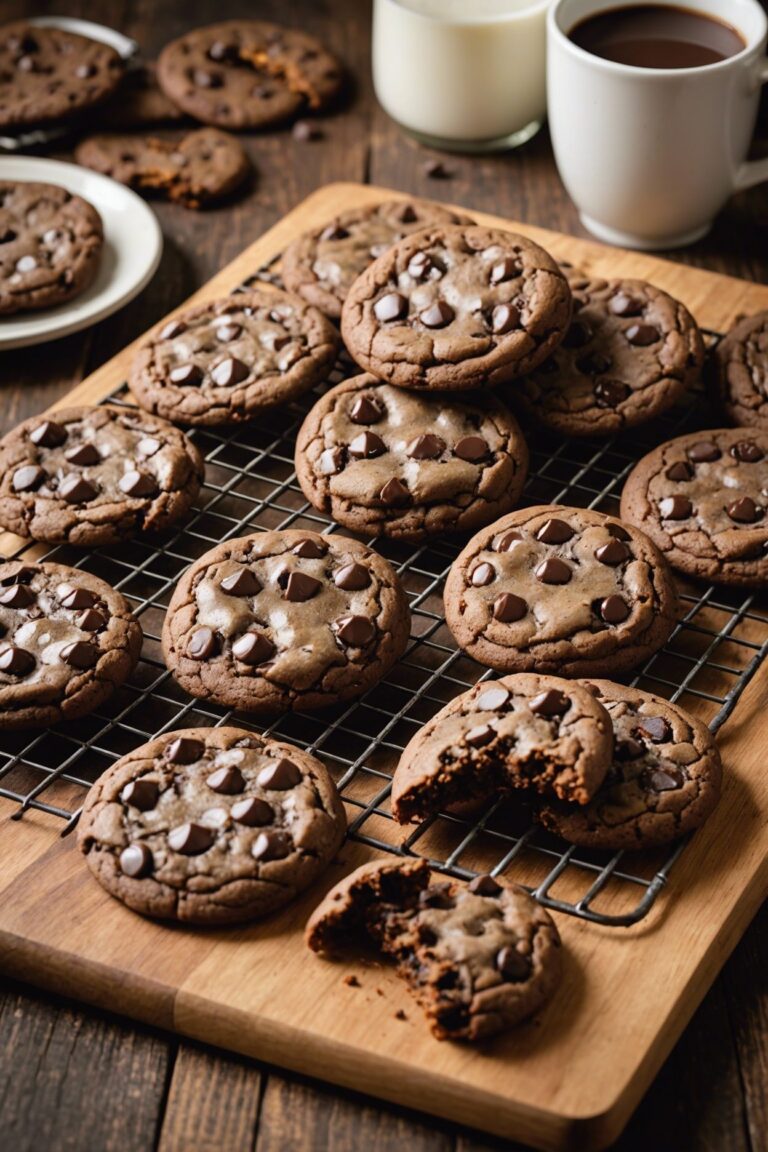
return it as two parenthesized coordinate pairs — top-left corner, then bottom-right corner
(735, 59), (768, 191)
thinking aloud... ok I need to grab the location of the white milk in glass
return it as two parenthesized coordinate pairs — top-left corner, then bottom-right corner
(372, 0), (550, 151)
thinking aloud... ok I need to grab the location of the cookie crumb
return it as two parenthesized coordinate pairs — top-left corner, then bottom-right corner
(343, 974), (361, 988)
(395, 1009), (407, 1021)
(423, 159), (451, 179)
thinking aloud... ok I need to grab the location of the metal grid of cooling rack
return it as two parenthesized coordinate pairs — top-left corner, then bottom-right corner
(1, 265), (766, 927)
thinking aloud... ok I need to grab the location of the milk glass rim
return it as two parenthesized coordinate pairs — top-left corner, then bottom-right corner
(377, 0), (552, 29)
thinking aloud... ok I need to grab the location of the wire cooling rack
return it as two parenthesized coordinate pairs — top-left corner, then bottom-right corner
(1, 261), (766, 928)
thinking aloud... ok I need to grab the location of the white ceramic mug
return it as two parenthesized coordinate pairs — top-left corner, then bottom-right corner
(547, 0), (768, 249)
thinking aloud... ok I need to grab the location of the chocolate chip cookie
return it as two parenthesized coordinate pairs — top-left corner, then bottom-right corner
(306, 858), (562, 1041)
(511, 277), (704, 437)
(0, 181), (103, 315)
(157, 20), (344, 131)
(282, 199), (474, 320)
(77, 726), (346, 924)
(619, 428), (768, 587)
(711, 311), (768, 433)
(341, 225), (572, 391)
(0, 21), (124, 130)
(75, 128), (250, 210)
(444, 505), (680, 677)
(0, 559), (141, 730)
(537, 680), (722, 851)
(162, 529), (410, 713)
(295, 374), (529, 541)
(0, 405), (204, 548)
(130, 288), (339, 425)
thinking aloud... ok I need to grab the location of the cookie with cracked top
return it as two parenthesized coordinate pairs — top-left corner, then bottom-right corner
(295, 373), (529, 541)
(340, 225), (572, 391)
(282, 199), (475, 320)
(130, 287), (339, 425)
(77, 725), (346, 924)
(444, 505), (680, 677)
(162, 529), (410, 713)
(619, 427), (768, 588)
(537, 680), (722, 850)
(0, 559), (141, 730)
(305, 857), (562, 1041)
(710, 311), (768, 433)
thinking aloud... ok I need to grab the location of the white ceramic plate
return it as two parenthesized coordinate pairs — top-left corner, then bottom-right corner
(0, 156), (162, 350)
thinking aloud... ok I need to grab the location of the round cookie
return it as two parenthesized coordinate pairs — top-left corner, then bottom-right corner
(77, 726), (346, 925)
(619, 427), (768, 588)
(0, 559), (142, 730)
(130, 288), (339, 425)
(0, 405), (204, 548)
(511, 277), (704, 437)
(0, 181), (103, 316)
(340, 225), (572, 391)
(295, 373), (529, 542)
(282, 199), (474, 320)
(162, 529), (410, 713)
(537, 680), (722, 851)
(157, 20), (344, 131)
(444, 505), (680, 678)
(0, 21), (124, 131)
(392, 673), (613, 820)
(711, 311), (768, 433)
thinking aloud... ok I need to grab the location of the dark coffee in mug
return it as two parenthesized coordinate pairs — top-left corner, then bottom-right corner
(570, 4), (746, 68)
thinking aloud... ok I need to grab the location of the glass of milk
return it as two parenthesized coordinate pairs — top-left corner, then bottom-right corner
(372, 0), (551, 152)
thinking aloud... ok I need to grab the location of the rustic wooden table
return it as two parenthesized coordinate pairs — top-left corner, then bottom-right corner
(1, 2), (766, 1149)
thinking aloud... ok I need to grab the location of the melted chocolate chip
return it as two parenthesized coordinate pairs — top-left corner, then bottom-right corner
(626, 323), (659, 346)
(465, 723), (495, 747)
(730, 441), (763, 463)
(419, 301), (454, 328)
(60, 641), (99, 669)
(60, 475), (98, 504)
(636, 716), (671, 743)
(334, 562), (370, 591)
(232, 796), (274, 826)
(12, 465), (46, 492)
(211, 357), (249, 387)
(374, 292), (407, 322)
(727, 497), (761, 523)
(59, 587), (97, 610)
(77, 608), (107, 632)
(600, 595), (630, 624)
(319, 223), (349, 241)
(29, 419), (66, 448)
(666, 461), (694, 482)
(594, 379), (629, 407)
(159, 319), (187, 339)
(577, 351), (612, 375)
(251, 830), (291, 861)
(530, 689), (569, 716)
(168, 822), (215, 855)
(615, 737), (645, 761)
(349, 395), (384, 424)
(0, 583), (35, 608)
(468, 874), (503, 896)
(292, 538), (327, 559)
(607, 523), (631, 541)
(65, 442), (100, 466)
(283, 571), (321, 602)
(407, 433), (445, 460)
(335, 615), (375, 646)
(687, 441), (721, 463)
(595, 539), (630, 565)
(122, 778), (159, 811)
(536, 518), (574, 545)
(136, 437), (162, 458)
(496, 945), (531, 982)
(169, 363), (203, 387)
(644, 766), (684, 792)
(187, 627), (219, 660)
(231, 631), (274, 665)
(496, 530), (523, 552)
(166, 737), (205, 764)
(120, 843), (153, 878)
(659, 495), (693, 520)
(0, 646), (35, 676)
(216, 322), (242, 342)
(470, 562), (495, 587)
(206, 765), (246, 794)
(489, 257), (519, 285)
(257, 758), (302, 789)
(609, 292), (644, 317)
(407, 252), (434, 280)
(319, 447), (344, 475)
(535, 557), (572, 584)
(475, 686), (510, 712)
(348, 430), (386, 458)
(493, 592), (527, 622)
(453, 436), (489, 463)
(379, 477), (409, 505)
(220, 568), (261, 596)
(490, 303), (519, 334)
(119, 470), (157, 498)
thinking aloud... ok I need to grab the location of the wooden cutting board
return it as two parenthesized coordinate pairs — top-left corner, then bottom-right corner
(1, 183), (767, 1152)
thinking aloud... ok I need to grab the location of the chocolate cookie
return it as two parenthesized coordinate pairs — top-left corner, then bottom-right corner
(75, 128), (250, 210)
(77, 726), (346, 924)
(130, 288), (339, 425)
(282, 199), (474, 320)
(511, 277), (704, 437)
(0, 405), (204, 548)
(306, 858), (562, 1041)
(295, 373), (529, 542)
(620, 428), (768, 588)
(537, 680), (722, 850)
(711, 311), (768, 433)
(157, 20), (344, 131)
(444, 505), (680, 677)
(0, 181), (103, 316)
(96, 64), (187, 128)
(162, 529), (410, 713)
(0, 21), (124, 130)
(0, 559), (141, 730)
(341, 225), (572, 391)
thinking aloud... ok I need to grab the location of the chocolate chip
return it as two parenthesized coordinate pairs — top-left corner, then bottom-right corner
(636, 716), (671, 743)
(530, 689), (569, 716)
(0, 583), (35, 608)
(59, 475), (98, 504)
(398, 204), (417, 223)
(58, 587), (97, 610)
(206, 765), (245, 794)
(65, 442), (100, 466)
(471, 562), (495, 587)
(119, 470), (157, 498)
(77, 608), (107, 632)
(615, 737), (645, 761)
(577, 352), (612, 375)
(159, 319), (187, 339)
(74, 62), (96, 79)
(292, 538), (327, 558)
(609, 292), (644, 317)
(121, 779), (159, 811)
(120, 844), (153, 878)
(422, 160), (450, 179)
(496, 530), (523, 551)
(607, 523), (631, 541)
(29, 419), (66, 448)
(535, 558), (572, 584)
(187, 627), (219, 660)
(595, 539), (630, 565)
(645, 766), (684, 792)
(168, 822), (215, 855)
(257, 758), (302, 790)
(252, 830), (292, 861)
(169, 363), (203, 387)
(0, 228), (15, 244)
(283, 571), (321, 602)
(594, 379), (629, 407)
(335, 615), (375, 646)
(563, 320), (592, 348)
(496, 945), (531, 982)
(454, 436), (489, 463)
(211, 357), (249, 387)
(419, 301), (454, 328)
(374, 292), (408, 322)
(626, 323), (659, 346)
(208, 39), (237, 61)
(60, 641), (99, 669)
(666, 461), (694, 481)
(350, 395), (384, 424)
(220, 568), (261, 596)
(334, 563), (370, 591)
(536, 518), (574, 545)
(12, 465), (46, 492)
(193, 68), (223, 88)
(659, 495), (693, 520)
(348, 431), (386, 458)
(727, 496), (761, 523)
(166, 736), (205, 764)
(490, 303), (519, 334)
(407, 252), (433, 279)
(379, 477), (409, 505)
(232, 796), (274, 826)
(489, 257), (519, 285)
(15, 254), (37, 273)
(687, 441), (721, 463)
(475, 686), (510, 712)
(493, 593), (527, 622)
(232, 631), (274, 665)
(466, 723), (495, 747)
(136, 437), (162, 458)
(0, 646), (35, 676)
(407, 433), (445, 460)
(468, 874), (503, 896)
(419, 884), (454, 910)
(216, 322), (242, 342)
(600, 595), (630, 624)
(319, 224), (349, 241)
(319, 447), (344, 474)
(730, 441), (763, 463)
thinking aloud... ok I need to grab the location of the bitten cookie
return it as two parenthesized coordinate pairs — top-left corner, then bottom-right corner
(130, 288), (339, 425)
(340, 225), (572, 391)
(0, 559), (142, 730)
(619, 428), (768, 588)
(162, 529), (410, 713)
(295, 373), (529, 541)
(537, 680), (722, 850)
(0, 405), (204, 548)
(77, 726), (346, 924)
(444, 505), (680, 677)
(711, 311), (768, 433)
(282, 199), (474, 320)
(306, 858), (562, 1041)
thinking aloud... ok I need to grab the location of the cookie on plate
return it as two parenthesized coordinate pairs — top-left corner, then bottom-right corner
(295, 373), (529, 541)
(0, 181), (103, 316)
(710, 311), (768, 433)
(0, 405), (204, 548)
(75, 128), (250, 210)
(0, 559), (142, 730)
(162, 529), (410, 713)
(77, 726), (346, 924)
(537, 680), (722, 850)
(306, 858), (562, 1041)
(620, 428), (768, 588)
(130, 288), (339, 425)
(444, 505), (680, 677)
(511, 277), (704, 437)
(282, 199), (474, 320)
(96, 64), (187, 128)
(157, 20), (344, 131)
